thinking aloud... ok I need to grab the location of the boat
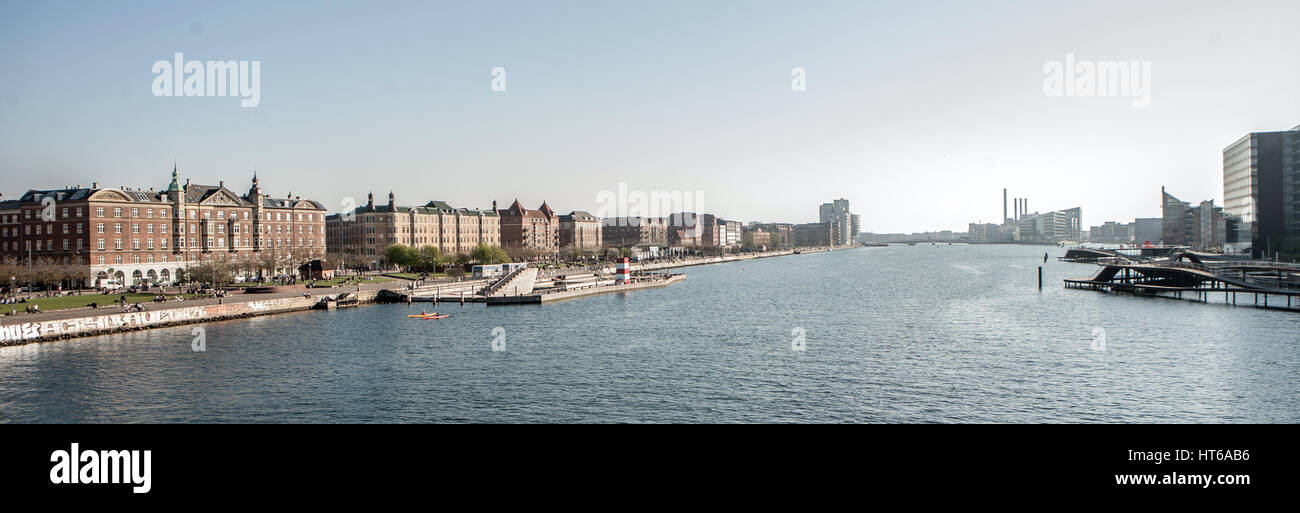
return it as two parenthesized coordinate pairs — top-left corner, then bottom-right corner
(420, 315), (449, 320)
(407, 312), (438, 318)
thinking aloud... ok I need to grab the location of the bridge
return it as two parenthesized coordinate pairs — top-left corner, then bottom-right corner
(1064, 256), (1300, 311)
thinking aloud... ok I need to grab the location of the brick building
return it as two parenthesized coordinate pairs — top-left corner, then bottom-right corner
(558, 210), (602, 253)
(497, 200), (558, 254)
(325, 192), (500, 267)
(0, 167), (326, 287)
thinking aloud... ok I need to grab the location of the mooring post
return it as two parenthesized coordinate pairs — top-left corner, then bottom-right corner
(1038, 266), (1043, 289)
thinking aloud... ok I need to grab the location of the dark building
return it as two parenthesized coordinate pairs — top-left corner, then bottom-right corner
(1284, 125), (1300, 238)
(1223, 131), (1287, 257)
(793, 222), (833, 247)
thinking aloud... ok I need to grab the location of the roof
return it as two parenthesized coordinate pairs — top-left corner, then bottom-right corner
(20, 187), (101, 203)
(560, 210), (599, 222)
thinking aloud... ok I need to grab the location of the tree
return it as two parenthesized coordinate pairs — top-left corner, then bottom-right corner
(386, 244), (418, 271)
(470, 244), (511, 265)
(417, 246), (442, 271)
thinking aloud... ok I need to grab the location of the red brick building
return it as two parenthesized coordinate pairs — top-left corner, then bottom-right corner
(0, 167), (326, 288)
(496, 199), (558, 255)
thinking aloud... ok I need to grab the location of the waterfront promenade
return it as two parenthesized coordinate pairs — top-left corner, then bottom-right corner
(0, 246), (856, 345)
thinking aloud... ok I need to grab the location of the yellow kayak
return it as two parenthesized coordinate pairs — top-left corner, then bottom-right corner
(406, 313), (437, 318)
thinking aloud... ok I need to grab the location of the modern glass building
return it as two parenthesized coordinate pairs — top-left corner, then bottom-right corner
(1284, 125), (1300, 238)
(1222, 131), (1286, 257)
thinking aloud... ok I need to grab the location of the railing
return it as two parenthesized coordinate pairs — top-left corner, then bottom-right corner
(482, 265), (527, 296)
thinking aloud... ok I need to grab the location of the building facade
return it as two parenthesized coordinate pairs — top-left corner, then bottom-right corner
(602, 217), (668, 248)
(794, 222), (833, 247)
(558, 211), (602, 253)
(819, 199), (853, 246)
(0, 168), (326, 287)
(1284, 125), (1300, 238)
(750, 223), (793, 248)
(1223, 131), (1286, 257)
(325, 192), (500, 267)
(497, 200), (558, 254)
(1017, 207), (1082, 243)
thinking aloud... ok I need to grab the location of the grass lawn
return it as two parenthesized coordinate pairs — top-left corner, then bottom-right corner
(383, 272), (453, 280)
(10, 293), (207, 313)
(311, 276), (395, 287)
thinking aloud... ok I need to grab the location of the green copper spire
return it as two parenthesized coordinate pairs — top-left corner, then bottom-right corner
(166, 164), (181, 192)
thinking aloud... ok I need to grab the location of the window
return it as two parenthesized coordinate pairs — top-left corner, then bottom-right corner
(131, 208), (139, 218)
(114, 239), (122, 250)
(114, 223), (122, 234)
(96, 207), (104, 217)
(113, 208), (122, 218)
(97, 239), (105, 250)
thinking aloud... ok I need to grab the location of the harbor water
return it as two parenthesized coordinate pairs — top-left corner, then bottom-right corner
(2, 244), (1297, 423)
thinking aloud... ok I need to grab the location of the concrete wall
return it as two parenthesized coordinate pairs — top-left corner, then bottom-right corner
(1, 290), (380, 346)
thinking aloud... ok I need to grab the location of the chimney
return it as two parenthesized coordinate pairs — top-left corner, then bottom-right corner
(1002, 189), (1007, 223)
(1024, 199), (1028, 216)
(92, 182), (98, 189)
(219, 180), (224, 187)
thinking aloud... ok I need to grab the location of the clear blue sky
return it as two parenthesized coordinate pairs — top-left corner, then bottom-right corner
(2, 0), (1297, 232)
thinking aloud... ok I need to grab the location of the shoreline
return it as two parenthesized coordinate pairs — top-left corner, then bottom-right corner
(0, 245), (860, 347)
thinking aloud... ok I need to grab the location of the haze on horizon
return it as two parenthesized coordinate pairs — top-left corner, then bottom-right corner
(1, 0), (1297, 233)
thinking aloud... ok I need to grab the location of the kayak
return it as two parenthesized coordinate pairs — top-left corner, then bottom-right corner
(407, 313), (437, 318)
(420, 315), (449, 320)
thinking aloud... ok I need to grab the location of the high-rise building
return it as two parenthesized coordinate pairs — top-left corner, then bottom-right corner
(1283, 125), (1300, 238)
(1161, 187), (1193, 245)
(818, 199), (853, 246)
(1223, 130), (1287, 257)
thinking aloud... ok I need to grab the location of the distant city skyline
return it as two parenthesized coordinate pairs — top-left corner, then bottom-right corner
(2, 0), (1299, 232)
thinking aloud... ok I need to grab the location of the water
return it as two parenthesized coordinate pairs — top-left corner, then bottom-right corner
(1, 244), (1297, 423)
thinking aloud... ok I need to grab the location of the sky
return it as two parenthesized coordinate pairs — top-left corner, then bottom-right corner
(1, 0), (1298, 233)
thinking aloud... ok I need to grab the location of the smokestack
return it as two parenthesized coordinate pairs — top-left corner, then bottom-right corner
(1024, 199), (1028, 217)
(1003, 189), (1007, 223)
